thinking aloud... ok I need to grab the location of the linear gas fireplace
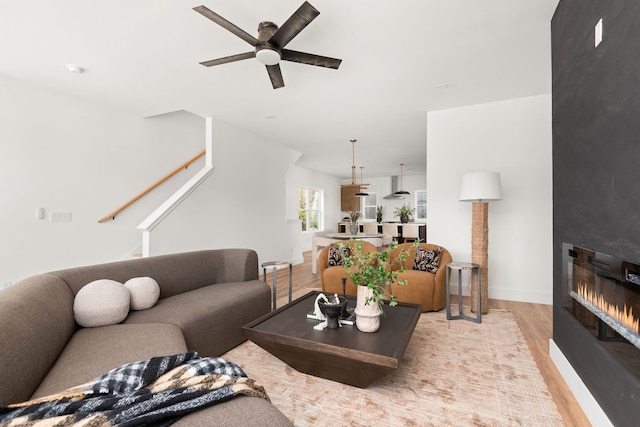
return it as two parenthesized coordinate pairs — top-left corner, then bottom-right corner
(562, 243), (640, 378)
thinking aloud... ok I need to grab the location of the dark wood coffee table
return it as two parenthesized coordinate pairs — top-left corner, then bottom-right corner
(241, 290), (422, 388)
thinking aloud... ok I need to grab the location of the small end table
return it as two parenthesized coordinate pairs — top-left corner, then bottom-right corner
(261, 261), (293, 310)
(445, 262), (481, 323)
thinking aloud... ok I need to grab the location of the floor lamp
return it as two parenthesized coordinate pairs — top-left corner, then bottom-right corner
(459, 172), (502, 314)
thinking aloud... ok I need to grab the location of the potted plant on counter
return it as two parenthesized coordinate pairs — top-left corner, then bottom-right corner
(346, 210), (362, 235)
(394, 203), (415, 223)
(376, 206), (383, 223)
(341, 239), (411, 332)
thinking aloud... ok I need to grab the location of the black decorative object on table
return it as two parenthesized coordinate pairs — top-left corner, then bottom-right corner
(317, 295), (347, 329)
(340, 277), (355, 321)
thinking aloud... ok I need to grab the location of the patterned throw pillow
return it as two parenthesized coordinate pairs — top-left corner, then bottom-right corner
(413, 247), (443, 273)
(328, 244), (350, 267)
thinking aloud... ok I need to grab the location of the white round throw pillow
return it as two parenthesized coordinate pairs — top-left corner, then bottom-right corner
(124, 277), (160, 310)
(73, 279), (130, 328)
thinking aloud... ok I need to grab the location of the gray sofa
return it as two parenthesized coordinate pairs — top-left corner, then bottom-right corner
(0, 249), (293, 426)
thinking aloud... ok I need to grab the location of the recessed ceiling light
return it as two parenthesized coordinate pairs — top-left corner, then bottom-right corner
(66, 64), (85, 74)
(437, 83), (450, 89)
(266, 115), (276, 119)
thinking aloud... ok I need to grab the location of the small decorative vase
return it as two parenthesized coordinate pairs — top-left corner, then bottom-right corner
(400, 215), (409, 224)
(349, 223), (359, 235)
(354, 285), (381, 333)
(318, 296), (348, 329)
(376, 215), (382, 223)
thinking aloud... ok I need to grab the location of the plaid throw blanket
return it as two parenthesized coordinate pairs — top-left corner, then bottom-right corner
(0, 352), (269, 426)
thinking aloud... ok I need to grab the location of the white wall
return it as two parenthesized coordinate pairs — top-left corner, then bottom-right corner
(0, 76), (206, 284)
(0, 75), (307, 284)
(427, 94), (552, 304)
(286, 165), (342, 253)
(0, 74), (552, 302)
(149, 119), (304, 266)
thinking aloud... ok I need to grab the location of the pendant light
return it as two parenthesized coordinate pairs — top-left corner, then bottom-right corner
(394, 163), (410, 196)
(355, 166), (369, 197)
(350, 139), (357, 184)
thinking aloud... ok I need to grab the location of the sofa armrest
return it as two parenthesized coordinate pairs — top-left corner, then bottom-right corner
(432, 247), (453, 307)
(220, 249), (259, 283)
(0, 274), (76, 405)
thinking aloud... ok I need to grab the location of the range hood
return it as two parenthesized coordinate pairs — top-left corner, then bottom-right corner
(383, 176), (406, 199)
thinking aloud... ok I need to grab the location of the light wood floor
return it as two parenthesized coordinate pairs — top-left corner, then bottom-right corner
(265, 250), (591, 427)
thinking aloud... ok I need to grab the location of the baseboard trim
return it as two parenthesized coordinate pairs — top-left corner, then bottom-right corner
(488, 288), (552, 305)
(549, 339), (613, 427)
(289, 256), (304, 266)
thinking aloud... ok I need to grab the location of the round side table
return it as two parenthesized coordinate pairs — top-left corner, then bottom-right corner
(445, 262), (482, 323)
(261, 261), (293, 310)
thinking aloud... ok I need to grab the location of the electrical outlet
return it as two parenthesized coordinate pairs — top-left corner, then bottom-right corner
(50, 211), (72, 222)
(1, 281), (12, 290)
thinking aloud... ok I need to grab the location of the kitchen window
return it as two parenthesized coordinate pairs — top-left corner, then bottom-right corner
(362, 193), (377, 220)
(415, 190), (427, 220)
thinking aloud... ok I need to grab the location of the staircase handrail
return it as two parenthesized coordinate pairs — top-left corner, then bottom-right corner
(97, 149), (205, 223)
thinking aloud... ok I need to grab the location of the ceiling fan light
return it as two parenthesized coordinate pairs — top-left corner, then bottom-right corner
(256, 48), (281, 65)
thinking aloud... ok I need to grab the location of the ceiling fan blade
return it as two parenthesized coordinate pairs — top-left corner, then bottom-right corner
(281, 49), (342, 69)
(269, 1), (320, 49)
(193, 5), (258, 46)
(200, 52), (255, 67)
(266, 65), (285, 89)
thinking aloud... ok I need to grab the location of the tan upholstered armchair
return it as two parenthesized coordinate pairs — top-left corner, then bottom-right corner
(388, 243), (452, 312)
(317, 240), (378, 297)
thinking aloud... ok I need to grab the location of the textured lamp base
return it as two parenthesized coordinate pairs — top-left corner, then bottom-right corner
(471, 202), (489, 314)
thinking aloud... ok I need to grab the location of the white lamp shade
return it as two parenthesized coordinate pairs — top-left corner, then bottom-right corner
(459, 172), (502, 201)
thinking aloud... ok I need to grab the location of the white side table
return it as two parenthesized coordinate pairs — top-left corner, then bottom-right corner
(445, 262), (481, 323)
(261, 261), (292, 310)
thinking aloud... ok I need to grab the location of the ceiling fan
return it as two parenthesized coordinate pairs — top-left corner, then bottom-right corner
(193, 2), (342, 89)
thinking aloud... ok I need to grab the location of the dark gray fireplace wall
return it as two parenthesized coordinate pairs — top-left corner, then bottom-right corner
(552, 0), (640, 425)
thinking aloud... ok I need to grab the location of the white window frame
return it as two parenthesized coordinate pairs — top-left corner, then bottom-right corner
(415, 190), (427, 220)
(361, 192), (377, 220)
(299, 187), (324, 232)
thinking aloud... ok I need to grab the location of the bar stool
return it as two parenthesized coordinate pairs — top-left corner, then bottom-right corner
(401, 223), (421, 243)
(381, 223), (399, 241)
(363, 222), (379, 234)
(379, 234), (393, 251)
(261, 261), (293, 310)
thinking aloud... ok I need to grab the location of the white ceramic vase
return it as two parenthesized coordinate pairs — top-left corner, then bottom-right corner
(354, 285), (381, 333)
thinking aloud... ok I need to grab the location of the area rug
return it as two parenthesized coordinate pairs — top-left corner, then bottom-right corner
(223, 289), (563, 426)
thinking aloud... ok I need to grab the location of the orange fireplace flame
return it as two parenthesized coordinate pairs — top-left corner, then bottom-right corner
(575, 282), (639, 334)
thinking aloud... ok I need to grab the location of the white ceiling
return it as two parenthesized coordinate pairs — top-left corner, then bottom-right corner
(0, 0), (559, 179)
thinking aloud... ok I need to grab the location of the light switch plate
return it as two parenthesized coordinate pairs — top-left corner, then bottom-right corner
(50, 211), (72, 222)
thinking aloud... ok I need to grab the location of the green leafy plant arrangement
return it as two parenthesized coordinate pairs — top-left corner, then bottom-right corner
(393, 203), (415, 219)
(340, 239), (413, 314)
(346, 210), (363, 223)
